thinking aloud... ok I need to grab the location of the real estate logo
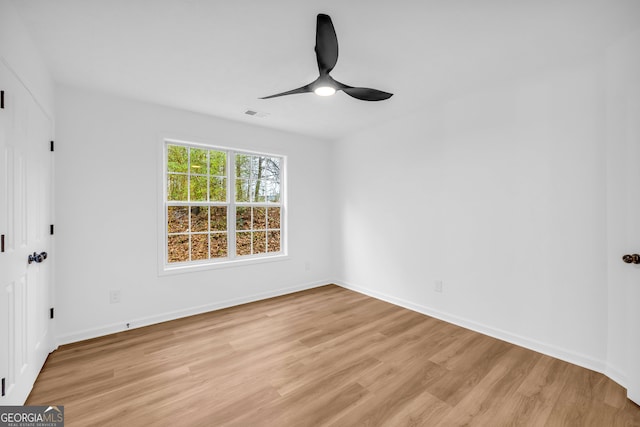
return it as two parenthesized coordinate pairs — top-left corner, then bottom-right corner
(0, 406), (64, 427)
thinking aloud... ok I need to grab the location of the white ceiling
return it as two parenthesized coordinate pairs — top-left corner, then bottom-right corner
(10, 0), (640, 141)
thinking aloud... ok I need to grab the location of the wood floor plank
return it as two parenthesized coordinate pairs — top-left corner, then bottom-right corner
(329, 359), (450, 426)
(489, 355), (570, 426)
(26, 285), (640, 426)
(435, 345), (540, 426)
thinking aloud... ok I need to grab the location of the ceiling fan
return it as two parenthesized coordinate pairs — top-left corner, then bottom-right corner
(261, 14), (393, 101)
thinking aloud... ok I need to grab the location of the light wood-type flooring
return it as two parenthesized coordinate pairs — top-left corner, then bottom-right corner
(27, 285), (640, 426)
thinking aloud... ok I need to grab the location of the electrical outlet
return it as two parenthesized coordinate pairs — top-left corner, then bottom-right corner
(109, 289), (121, 304)
(305, 261), (311, 271)
(434, 280), (443, 293)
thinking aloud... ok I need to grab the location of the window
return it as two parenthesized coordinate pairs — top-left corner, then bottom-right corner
(164, 140), (284, 269)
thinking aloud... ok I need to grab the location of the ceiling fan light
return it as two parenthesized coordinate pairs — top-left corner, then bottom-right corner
(314, 86), (336, 96)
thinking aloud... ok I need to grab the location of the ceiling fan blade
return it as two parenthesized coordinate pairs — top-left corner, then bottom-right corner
(342, 87), (393, 101)
(260, 84), (312, 99)
(315, 14), (339, 74)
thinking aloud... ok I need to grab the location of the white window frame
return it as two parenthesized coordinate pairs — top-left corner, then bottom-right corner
(159, 138), (287, 275)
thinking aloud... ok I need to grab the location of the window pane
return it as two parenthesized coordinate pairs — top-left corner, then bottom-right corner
(253, 231), (266, 254)
(253, 207), (266, 230)
(190, 206), (208, 232)
(267, 231), (281, 252)
(168, 174), (188, 201)
(251, 156), (264, 179)
(266, 181), (280, 203)
(191, 234), (209, 260)
(210, 150), (226, 176)
(211, 207), (227, 231)
(168, 206), (189, 233)
(167, 145), (188, 173)
(268, 207), (280, 229)
(210, 177), (226, 202)
(236, 154), (251, 180)
(251, 180), (266, 203)
(190, 148), (208, 174)
(168, 234), (189, 263)
(190, 176), (208, 201)
(236, 231), (251, 256)
(262, 157), (280, 180)
(210, 233), (228, 258)
(236, 207), (251, 230)
(236, 179), (250, 202)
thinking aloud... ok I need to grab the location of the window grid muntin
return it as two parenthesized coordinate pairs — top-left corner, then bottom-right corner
(166, 143), (229, 263)
(233, 153), (282, 257)
(233, 205), (281, 255)
(167, 145), (228, 203)
(234, 154), (281, 204)
(166, 204), (230, 263)
(165, 141), (283, 267)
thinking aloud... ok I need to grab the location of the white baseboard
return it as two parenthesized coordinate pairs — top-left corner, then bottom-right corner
(605, 363), (628, 391)
(54, 279), (630, 395)
(335, 280), (609, 377)
(56, 280), (330, 346)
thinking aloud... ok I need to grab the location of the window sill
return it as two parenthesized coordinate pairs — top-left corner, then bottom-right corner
(159, 253), (290, 276)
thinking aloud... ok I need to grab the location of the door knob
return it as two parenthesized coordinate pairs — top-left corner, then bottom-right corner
(622, 254), (640, 264)
(28, 251), (48, 264)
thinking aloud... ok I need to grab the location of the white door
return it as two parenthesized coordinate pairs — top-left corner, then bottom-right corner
(625, 83), (640, 407)
(0, 62), (54, 405)
(611, 31), (640, 405)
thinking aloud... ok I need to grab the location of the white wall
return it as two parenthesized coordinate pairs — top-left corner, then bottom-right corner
(54, 85), (333, 344)
(333, 56), (612, 371)
(0, 0), (54, 116)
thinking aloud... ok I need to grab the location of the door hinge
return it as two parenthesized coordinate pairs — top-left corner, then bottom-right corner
(50, 140), (54, 152)
(1, 377), (5, 396)
(1, 90), (4, 109)
(50, 224), (54, 235)
(50, 307), (54, 319)
(1, 234), (4, 252)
